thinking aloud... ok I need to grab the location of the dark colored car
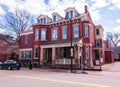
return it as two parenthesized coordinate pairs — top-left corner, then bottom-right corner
(0, 61), (3, 69)
(1, 60), (21, 70)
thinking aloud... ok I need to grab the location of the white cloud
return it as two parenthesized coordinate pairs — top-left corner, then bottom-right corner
(0, 0), (104, 22)
(0, 6), (6, 15)
(91, 0), (110, 9)
(112, 26), (120, 32)
(0, 28), (5, 33)
(116, 19), (120, 23)
(109, 0), (120, 10)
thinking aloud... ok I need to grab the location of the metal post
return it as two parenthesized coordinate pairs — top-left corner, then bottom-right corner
(70, 19), (73, 73)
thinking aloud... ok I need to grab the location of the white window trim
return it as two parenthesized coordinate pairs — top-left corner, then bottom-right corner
(51, 28), (58, 40)
(62, 27), (67, 39)
(41, 29), (46, 41)
(86, 45), (89, 59)
(20, 48), (32, 59)
(85, 25), (89, 37)
(73, 24), (79, 38)
(35, 29), (39, 41)
(34, 46), (39, 59)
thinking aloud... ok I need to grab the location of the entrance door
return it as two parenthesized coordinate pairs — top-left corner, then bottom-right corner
(47, 48), (52, 65)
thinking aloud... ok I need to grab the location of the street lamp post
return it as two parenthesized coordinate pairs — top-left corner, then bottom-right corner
(69, 19), (73, 73)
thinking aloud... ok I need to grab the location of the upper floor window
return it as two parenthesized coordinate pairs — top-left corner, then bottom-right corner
(85, 25), (89, 37)
(53, 15), (57, 22)
(35, 30), (39, 41)
(70, 11), (73, 18)
(25, 35), (28, 44)
(34, 47), (38, 59)
(38, 20), (41, 23)
(43, 18), (46, 23)
(65, 11), (73, 19)
(62, 27), (67, 39)
(96, 29), (99, 35)
(52, 29), (58, 40)
(74, 25), (79, 38)
(96, 39), (100, 47)
(38, 18), (46, 24)
(41, 30), (46, 41)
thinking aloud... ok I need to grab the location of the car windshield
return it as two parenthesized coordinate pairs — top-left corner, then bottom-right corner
(4, 60), (17, 64)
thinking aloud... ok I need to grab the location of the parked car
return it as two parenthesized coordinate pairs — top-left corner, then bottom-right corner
(1, 60), (21, 70)
(0, 61), (3, 69)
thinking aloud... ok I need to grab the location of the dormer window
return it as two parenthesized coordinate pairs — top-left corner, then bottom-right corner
(37, 18), (46, 24)
(37, 19), (43, 23)
(65, 11), (73, 19)
(70, 11), (73, 18)
(43, 18), (46, 23)
(53, 15), (57, 22)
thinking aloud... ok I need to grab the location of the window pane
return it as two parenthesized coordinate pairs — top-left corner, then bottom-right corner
(85, 25), (89, 37)
(70, 11), (73, 18)
(62, 27), (67, 39)
(41, 30), (46, 40)
(38, 20), (41, 23)
(74, 25), (79, 38)
(34, 47), (38, 58)
(35, 30), (39, 41)
(44, 18), (46, 23)
(86, 46), (89, 59)
(53, 16), (56, 22)
(52, 29), (57, 40)
(96, 39), (100, 47)
(96, 29), (99, 35)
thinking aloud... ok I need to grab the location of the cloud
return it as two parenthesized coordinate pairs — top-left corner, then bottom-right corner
(109, 0), (120, 10)
(112, 26), (120, 32)
(0, 0), (107, 22)
(0, 6), (6, 15)
(0, 28), (5, 33)
(91, 0), (110, 9)
(116, 19), (120, 23)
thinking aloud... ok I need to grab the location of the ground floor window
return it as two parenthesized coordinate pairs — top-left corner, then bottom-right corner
(86, 46), (89, 59)
(21, 50), (32, 59)
(34, 47), (38, 59)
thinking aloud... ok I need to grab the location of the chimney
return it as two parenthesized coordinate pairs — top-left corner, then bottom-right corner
(85, 5), (89, 13)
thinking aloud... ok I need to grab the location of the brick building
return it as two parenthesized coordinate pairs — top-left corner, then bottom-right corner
(0, 34), (19, 61)
(20, 5), (105, 69)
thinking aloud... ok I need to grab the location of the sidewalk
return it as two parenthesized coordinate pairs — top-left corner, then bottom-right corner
(21, 62), (120, 77)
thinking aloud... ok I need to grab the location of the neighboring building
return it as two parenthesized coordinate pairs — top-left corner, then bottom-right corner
(0, 34), (19, 61)
(20, 5), (105, 69)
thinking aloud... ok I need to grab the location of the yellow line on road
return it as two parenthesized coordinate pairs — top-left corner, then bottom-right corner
(0, 73), (114, 87)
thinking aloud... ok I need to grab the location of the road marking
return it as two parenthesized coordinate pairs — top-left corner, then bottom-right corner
(0, 73), (114, 87)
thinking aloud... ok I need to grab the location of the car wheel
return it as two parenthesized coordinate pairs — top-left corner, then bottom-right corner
(8, 66), (12, 70)
(17, 67), (20, 70)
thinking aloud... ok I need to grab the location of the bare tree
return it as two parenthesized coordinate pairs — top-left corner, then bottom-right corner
(106, 32), (120, 47)
(0, 8), (34, 44)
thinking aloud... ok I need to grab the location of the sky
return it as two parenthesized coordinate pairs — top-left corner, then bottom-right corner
(0, 0), (120, 38)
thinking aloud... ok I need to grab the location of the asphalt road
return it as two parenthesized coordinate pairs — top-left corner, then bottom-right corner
(0, 68), (120, 87)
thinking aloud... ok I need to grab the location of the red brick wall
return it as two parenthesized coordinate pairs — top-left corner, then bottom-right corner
(105, 51), (114, 63)
(20, 34), (33, 48)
